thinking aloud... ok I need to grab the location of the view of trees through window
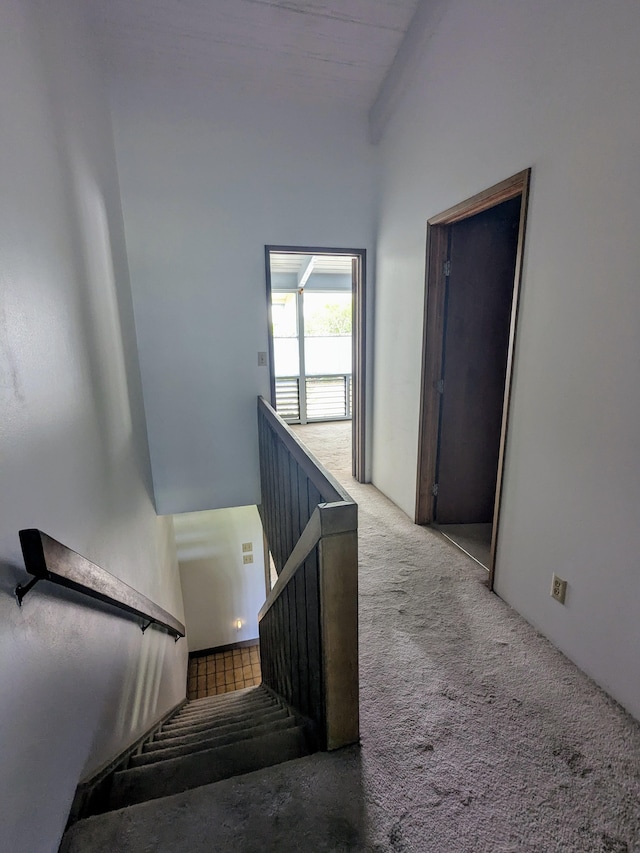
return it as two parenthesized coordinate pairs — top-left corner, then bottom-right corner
(303, 294), (352, 336)
(271, 291), (352, 380)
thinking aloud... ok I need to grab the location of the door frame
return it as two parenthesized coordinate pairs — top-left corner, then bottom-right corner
(265, 245), (367, 483)
(414, 169), (531, 588)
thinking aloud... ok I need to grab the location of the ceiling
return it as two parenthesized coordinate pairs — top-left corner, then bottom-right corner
(92, 0), (421, 111)
(270, 253), (354, 275)
(270, 253), (354, 292)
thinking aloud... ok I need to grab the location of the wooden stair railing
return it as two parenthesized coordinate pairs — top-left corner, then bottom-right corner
(15, 529), (185, 640)
(257, 397), (358, 750)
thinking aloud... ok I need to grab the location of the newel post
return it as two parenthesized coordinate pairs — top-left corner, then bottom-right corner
(318, 503), (359, 750)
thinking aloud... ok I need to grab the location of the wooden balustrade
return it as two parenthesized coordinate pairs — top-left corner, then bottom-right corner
(257, 396), (350, 574)
(257, 397), (359, 750)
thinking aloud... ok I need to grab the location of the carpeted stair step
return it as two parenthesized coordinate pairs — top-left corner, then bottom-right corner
(158, 705), (280, 737)
(173, 685), (269, 715)
(149, 706), (291, 749)
(166, 686), (277, 719)
(107, 726), (310, 810)
(167, 697), (276, 726)
(161, 694), (278, 731)
(157, 688), (279, 724)
(130, 715), (298, 767)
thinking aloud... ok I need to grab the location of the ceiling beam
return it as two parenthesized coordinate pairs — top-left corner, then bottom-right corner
(297, 255), (316, 289)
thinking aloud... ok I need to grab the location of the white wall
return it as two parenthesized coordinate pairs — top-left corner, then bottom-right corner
(109, 76), (376, 514)
(372, 0), (640, 719)
(0, 2), (187, 850)
(175, 507), (266, 651)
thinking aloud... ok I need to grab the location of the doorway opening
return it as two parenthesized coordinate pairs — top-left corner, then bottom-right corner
(265, 246), (366, 482)
(415, 170), (530, 587)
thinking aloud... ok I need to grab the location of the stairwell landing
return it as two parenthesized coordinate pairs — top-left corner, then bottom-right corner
(61, 684), (312, 845)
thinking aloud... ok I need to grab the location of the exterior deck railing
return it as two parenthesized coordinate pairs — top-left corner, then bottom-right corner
(275, 373), (352, 423)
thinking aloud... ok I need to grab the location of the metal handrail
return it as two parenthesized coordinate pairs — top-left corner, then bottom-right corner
(15, 529), (185, 640)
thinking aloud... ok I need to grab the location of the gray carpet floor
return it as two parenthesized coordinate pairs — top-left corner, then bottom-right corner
(62, 421), (640, 852)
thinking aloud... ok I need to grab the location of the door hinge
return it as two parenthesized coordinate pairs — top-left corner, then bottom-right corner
(436, 379), (444, 394)
(432, 483), (439, 497)
(442, 259), (451, 277)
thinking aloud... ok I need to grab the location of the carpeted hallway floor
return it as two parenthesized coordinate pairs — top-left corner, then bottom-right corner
(63, 421), (640, 852)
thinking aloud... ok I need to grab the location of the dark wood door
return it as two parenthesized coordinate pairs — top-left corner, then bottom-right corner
(434, 197), (520, 524)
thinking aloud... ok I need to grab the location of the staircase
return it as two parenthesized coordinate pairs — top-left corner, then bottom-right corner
(60, 403), (358, 851)
(61, 685), (313, 848)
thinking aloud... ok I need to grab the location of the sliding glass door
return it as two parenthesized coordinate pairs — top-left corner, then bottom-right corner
(272, 289), (352, 424)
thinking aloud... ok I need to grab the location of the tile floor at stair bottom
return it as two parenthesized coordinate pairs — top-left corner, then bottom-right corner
(187, 644), (261, 700)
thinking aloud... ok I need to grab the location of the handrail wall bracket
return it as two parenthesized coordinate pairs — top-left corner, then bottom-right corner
(15, 575), (43, 607)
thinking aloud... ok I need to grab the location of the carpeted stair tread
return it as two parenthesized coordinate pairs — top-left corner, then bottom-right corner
(168, 690), (275, 717)
(182, 685), (264, 702)
(162, 702), (278, 733)
(155, 701), (287, 734)
(149, 706), (291, 748)
(130, 715), (298, 767)
(163, 695), (277, 730)
(58, 751), (355, 853)
(174, 689), (271, 711)
(171, 686), (271, 715)
(168, 697), (274, 726)
(107, 726), (310, 810)
(158, 688), (278, 723)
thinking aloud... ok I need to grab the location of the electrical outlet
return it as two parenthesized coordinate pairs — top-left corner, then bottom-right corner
(551, 574), (567, 604)
(258, 352), (268, 366)
(242, 542), (253, 553)
(242, 554), (254, 565)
